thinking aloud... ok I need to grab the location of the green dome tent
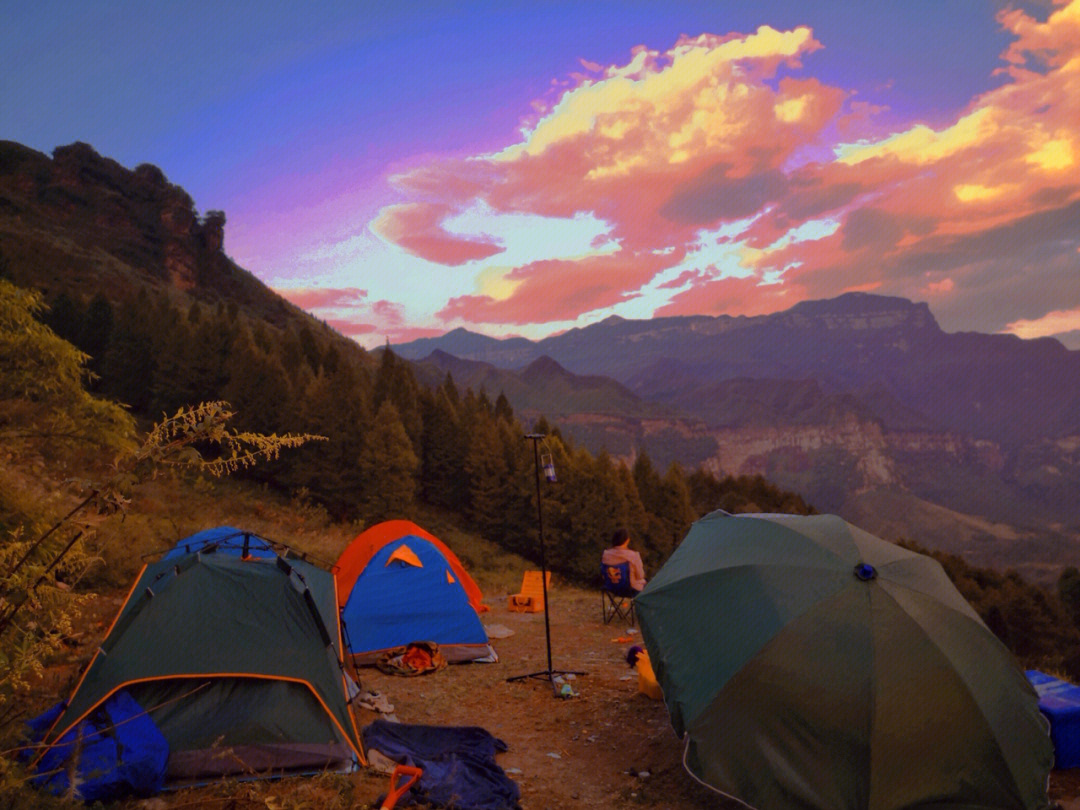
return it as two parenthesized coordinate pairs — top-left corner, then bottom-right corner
(636, 511), (1053, 810)
(36, 539), (364, 785)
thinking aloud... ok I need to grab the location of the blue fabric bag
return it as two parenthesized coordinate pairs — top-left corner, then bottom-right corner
(363, 720), (520, 810)
(23, 690), (169, 802)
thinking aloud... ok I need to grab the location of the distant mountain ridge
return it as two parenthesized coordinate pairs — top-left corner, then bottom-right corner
(396, 296), (1080, 583)
(409, 350), (670, 419)
(396, 293), (1079, 447)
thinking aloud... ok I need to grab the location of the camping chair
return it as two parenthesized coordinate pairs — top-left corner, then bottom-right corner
(601, 562), (637, 625)
(508, 570), (550, 613)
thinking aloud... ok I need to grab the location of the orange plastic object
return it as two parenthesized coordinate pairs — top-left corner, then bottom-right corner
(381, 764), (423, 810)
(507, 570), (551, 613)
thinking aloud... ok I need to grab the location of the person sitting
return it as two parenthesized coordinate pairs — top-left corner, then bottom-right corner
(601, 527), (647, 594)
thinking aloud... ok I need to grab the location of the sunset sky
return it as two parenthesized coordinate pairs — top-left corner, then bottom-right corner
(5, 1), (1079, 348)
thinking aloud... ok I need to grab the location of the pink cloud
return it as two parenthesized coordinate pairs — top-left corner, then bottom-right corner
(654, 274), (796, 318)
(658, 269), (705, 290)
(371, 298), (407, 327)
(370, 202), (504, 265)
(324, 317), (377, 338)
(275, 286), (368, 310)
(373, 4), (1080, 333)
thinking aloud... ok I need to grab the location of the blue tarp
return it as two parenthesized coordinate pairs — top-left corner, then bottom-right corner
(163, 526), (277, 560)
(363, 720), (520, 810)
(1027, 670), (1080, 769)
(23, 690), (169, 802)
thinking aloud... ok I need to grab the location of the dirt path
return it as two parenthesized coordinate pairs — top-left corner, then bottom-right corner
(353, 587), (731, 809)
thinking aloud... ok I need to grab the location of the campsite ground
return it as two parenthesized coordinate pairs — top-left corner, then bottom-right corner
(17, 478), (1080, 810)
(39, 580), (1080, 810)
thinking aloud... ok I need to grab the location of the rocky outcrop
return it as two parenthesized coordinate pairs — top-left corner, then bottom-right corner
(0, 140), (227, 294)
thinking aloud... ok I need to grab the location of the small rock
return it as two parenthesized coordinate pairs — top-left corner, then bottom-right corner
(546, 752), (562, 759)
(639, 770), (651, 779)
(506, 767), (523, 775)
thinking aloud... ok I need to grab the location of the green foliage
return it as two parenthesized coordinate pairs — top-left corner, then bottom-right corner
(1059, 567), (1080, 627)
(1, 279), (325, 761)
(904, 541), (1080, 680)
(357, 400), (419, 521)
(0, 279), (134, 457)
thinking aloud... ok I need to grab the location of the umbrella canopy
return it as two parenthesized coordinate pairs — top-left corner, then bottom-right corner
(636, 512), (1052, 810)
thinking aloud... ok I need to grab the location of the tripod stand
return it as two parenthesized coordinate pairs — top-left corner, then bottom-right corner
(507, 434), (586, 696)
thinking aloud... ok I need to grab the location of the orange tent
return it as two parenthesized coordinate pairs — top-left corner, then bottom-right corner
(335, 520), (487, 613)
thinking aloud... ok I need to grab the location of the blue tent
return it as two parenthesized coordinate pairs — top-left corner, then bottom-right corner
(163, 526), (277, 560)
(340, 535), (495, 664)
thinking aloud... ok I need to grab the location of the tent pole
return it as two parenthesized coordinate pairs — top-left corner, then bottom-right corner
(507, 434), (585, 696)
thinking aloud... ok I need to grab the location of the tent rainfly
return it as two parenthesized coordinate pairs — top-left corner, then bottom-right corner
(34, 529), (364, 787)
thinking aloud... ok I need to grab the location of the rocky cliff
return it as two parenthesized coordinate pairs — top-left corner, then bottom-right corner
(0, 140), (304, 330)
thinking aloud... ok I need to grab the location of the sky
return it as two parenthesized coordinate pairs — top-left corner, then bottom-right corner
(4, 1), (1079, 349)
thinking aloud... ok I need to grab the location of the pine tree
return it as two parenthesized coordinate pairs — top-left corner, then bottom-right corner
(419, 386), (467, 511)
(357, 400), (419, 521)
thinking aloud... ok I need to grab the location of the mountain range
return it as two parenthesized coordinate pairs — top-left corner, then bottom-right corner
(3, 139), (1077, 584)
(397, 296), (1080, 583)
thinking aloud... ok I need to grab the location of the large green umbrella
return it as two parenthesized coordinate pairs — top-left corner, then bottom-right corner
(636, 512), (1052, 810)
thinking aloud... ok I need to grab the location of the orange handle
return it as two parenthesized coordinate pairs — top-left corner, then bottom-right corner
(381, 764), (423, 810)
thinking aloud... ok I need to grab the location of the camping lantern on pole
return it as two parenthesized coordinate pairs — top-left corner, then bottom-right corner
(540, 452), (557, 482)
(508, 434), (584, 696)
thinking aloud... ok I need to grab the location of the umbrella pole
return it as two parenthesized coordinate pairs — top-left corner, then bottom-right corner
(507, 433), (586, 696)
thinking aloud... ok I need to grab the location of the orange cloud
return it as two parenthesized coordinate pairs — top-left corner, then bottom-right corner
(374, 3), (1080, 333)
(371, 202), (504, 265)
(439, 249), (683, 325)
(653, 274), (794, 318)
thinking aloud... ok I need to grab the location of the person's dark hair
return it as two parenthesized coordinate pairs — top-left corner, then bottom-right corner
(611, 527), (629, 546)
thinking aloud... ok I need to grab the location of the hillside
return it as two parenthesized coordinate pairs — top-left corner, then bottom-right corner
(0, 140), (366, 364)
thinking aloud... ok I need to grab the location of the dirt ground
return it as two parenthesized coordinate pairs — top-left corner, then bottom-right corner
(27, 581), (1080, 809)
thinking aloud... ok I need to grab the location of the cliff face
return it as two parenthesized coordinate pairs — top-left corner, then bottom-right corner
(0, 141), (297, 328)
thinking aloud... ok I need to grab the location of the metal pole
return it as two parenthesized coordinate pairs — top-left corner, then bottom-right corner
(507, 433), (585, 693)
(530, 434), (555, 677)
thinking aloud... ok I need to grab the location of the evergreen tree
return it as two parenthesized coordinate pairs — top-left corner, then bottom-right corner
(42, 291), (83, 346)
(1059, 567), (1080, 627)
(101, 292), (157, 412)
(222, 328), (293, 436)
(81, 293), (114, 382)
(494, 391), (514, 423)
(357, 400), (419, 521)
(373, 347), (423, 448)
(286, 366), (370, 518)
(419, 386), (468, 511)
